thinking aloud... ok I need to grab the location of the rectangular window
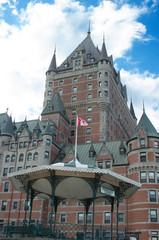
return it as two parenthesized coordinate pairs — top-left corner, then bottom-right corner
(1, 201), (7, 211)
(105, 81), (108, 87)
(88, 75), (92, 80)
(46, 139), (51, 146)
(140, 138), (145, 147)
(87, 212), (92, 224)
(106, 161), (111, 169)
(3, 168), (8, 176)
(154, 141), (159, 148)
(105, 91), (108, 97)
(86, 128), (91, 135)
(70, 130), (75, 137)
(104, 212), (111, 224)
(140, 171), (147, 183)
(17, 167), (22, 171)
(60, 214), (66, 223)
(4, 182), (9, 192)
(87, 117), (92, 123)
(71, 119), (76, 126)
(10, 143), (14, 149)
(150, 209), (157, 222)
(0, 220), (4, 231)
(88, 84), (92, 90)
(73, 78), (77, 83)
(13, 201), (18, 210)
(19, 142), (23, 148)
(44, 151), (49, 159)
(58, 89), (63, 95)
(9, 167), (14, 173)
(87, 107), (92, 113)
(98, 162), (103, 169)
(155, 153), (159, 162)
(72, 96), (76, 102)
(140, 152), (146, 162)
(87, 94), (92, 100)
(149, 172), (155, 183)
(78, 213), (84, 224)
(157, 173), (159, 183)
(149, 190), (156, 202)
(72, 109), (76, 115)
(32, 140), (37, 147)
(59, 80), (63, 86)
(118, 213), (124, 222)
(73, 87), (77, 93)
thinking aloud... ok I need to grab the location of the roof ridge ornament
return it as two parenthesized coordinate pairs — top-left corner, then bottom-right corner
(87, 20), (91, 36)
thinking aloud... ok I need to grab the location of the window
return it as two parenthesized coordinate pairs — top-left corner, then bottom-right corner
(157, 173), (159, 183)
(99, 72), (102, 77)
(32, 140), (37, 147)
(27, 153), (32, 161)
(49, 82), (52, 87)
(44, 151), (49, 159)
(118, 213), (124, 222)
(72, 109), (76, 115)
(105, 91), (108, 97)
(155, 153), (159, 162)
(3, 168), (8, 176)
(105, 72), (108, 76)
(98, 162), (103, 169)
(60, 214), (66, 223)
(78, 213), (84, 224)
(140, 171), (147, 183)
(87, 94), (92, 100)
(154, 141), (159, 148)
(70, 130), (75, 137)
(24, 142), (28, 148)
(9, 167), (14, 173)
(106, 161), (111, 169)
(104, 212), (111, 224)
(87, 212), (92, 224)
(61, 200), (67, 205)
(140, 138), (145, 147)
(46, 139), (51, 146)
(17, 167), (22, 171)
(11, 154), (16, 162)
(1, 201), (7, 211)
(24, 200), (30, 211)
(71, 119), (76, 126)
(19, 153), (24, 162)
(73, 78), (78, 83)
(87, 107), (92, 113)
(49, 213), (55, 223)
(19, 142), (23, 148)
(86, 128), (91, 135)
(72, 96), (77, 102)
(149, 190), (156, 202)
(150, 209), (157, 222)
(58, 89), (63, 95)
(129, 143), (132, 151)
(158, 191), (159, 202)
(13, 201), (18, 210)
(75, 60), (81, 65)
(88, 84), (92, 90)
(105, 81), (108, 87)
(64, 63), (68, 68)
(33, 152), (38, 161)
(26, 166), (31, 169)
(87, 117), (92, 123)
(88, 75), (92, 80)
(149, 172), (155, 183)
(4, 182), (9, 192)
(86, 139), (91, 144)
(5, 155), (10, 163)
(90, 58), (94, 63)
(98, 91), (101, 97)
(48, 91), (52, 96)
(140, 152), (146, 162)
(99, 81), (101, 87)
(0, 220), (4, 231)
(73, 87), (77, 93)
(59, 80), (63, 86)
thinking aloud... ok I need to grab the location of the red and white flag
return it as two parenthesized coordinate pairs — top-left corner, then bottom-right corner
(77, 117), (88, 126)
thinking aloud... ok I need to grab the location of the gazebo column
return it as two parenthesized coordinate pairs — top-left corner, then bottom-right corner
(49, 177), (56, 238)
(84, 199), (92, 236)
(29, 189), (34, 226)
(116, 189), (120, 240)
(24, 182), (30, 226)
(110, 198), (114, 240)
(92, 179), (99, 240)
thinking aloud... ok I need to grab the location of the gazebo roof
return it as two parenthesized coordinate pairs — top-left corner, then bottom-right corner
(8, 159), (141, 202)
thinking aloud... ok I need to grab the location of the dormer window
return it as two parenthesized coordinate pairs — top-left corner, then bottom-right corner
(120, 147), (126, 155)
(90, 58), (94, 63)
(64, 63), (68, 68)
(140, 138), (145, 148)
(58, 89), (63, 95)
(87, 54), (91, 59)
(77, 52), (80, 57)
(59, 80), (63, 86)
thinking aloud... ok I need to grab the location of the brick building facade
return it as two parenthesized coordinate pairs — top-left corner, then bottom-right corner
(0, 30), (159, 240)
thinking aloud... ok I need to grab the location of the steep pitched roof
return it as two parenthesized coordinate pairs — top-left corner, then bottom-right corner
(1, 116), (13, 136)
(42, 119), (52, 136)
(100, 40), (108, 60)
(41, 92), (70, 123)
(58, 34), (100, 70)
(130, 100), (137, 120)
(46, 49), (57, 73)
(130, 111), (159, 139)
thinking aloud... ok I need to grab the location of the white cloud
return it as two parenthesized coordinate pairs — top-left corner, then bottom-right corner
(121, 68), (159, 131)
(0, 0), (157, 128)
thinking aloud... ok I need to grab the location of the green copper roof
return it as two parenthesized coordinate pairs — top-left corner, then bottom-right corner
(1, 116), (13, 136)
(41, 92), (70, 123)
(130, 111), (159, 139)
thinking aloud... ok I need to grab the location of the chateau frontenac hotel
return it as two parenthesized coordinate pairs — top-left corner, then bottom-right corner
(0, 28), (159, 240)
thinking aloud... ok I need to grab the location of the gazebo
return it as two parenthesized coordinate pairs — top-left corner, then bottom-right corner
(8, 158), (141, 239)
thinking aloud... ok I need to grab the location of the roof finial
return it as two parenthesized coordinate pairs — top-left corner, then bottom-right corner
(87, 20), (91, 36)
(103, 32), (105, 43)
(54, 45), (56, 54)
(143, 100), (145, 113)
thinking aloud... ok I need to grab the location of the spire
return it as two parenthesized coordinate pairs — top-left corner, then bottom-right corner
(47, 46), (57, 73)
(143, 100), (145, 113)
(43, 119), (52, 136)
(1, 116), (13, 136)
(130, 99), (137, 120)
(100, 34), (108, 60)
(87, 20), (91, 36)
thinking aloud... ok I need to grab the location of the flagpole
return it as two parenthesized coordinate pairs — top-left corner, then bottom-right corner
(75, 115), (78, 159)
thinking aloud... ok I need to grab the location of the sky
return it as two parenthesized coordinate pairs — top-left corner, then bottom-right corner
(0, 0), (159, 131)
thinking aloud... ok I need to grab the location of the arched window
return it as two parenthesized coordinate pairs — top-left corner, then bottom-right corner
(19, 153), (24, 162)
(5, 155), (10, 163)
(11, 154), (16, 162)
(27, 153), (32, 161)
(33, 152), (38, 161)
